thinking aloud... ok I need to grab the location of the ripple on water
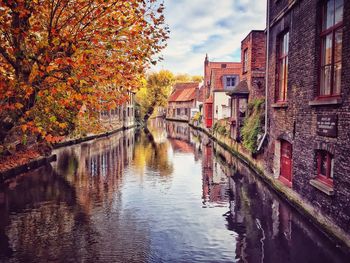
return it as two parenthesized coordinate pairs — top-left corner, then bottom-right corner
(1, 121), (349, 263)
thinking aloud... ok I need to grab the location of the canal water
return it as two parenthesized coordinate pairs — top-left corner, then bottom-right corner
(0, 120), (348, 263)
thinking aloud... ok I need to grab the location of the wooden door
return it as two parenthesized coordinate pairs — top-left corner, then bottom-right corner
(205, 103), (213, 128)
(280, 140), (292, 184)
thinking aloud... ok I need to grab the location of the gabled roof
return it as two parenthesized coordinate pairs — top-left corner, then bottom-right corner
(168, 82), (199, 102)
(211, 65), (241, 91)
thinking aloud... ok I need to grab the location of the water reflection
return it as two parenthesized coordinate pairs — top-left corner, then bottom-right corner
(0, 120), (348, 263)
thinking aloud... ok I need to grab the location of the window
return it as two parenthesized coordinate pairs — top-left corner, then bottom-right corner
(319, 0), (343, 97)
(177, 108), (180, 115)
(276, 31), (289, 102)
(243, 49), (248, 73)
(226, 76), (236, 88)
(316, 150), (334, 186)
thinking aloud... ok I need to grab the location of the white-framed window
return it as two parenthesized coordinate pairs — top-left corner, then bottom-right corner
(225, 75), (238, 89)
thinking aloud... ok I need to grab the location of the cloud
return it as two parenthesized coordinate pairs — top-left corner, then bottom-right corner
(152, 0), (266, 75)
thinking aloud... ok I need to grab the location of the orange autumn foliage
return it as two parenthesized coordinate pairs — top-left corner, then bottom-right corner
(0, 0), (169, 145)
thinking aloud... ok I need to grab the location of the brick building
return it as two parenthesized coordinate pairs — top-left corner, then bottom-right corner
(203, 55), (241, 128)
(266, 0), (350, 236)
(228, 30), (266, 140)
(100, 90), (136, 129)
(167, 82), (200, 121)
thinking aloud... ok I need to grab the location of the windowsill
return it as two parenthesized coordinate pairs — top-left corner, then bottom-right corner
(309, 97), (342, 106)
(272, 102), (288, 108)
(278, 176), (292, 188)
(310, 179), (334, 196)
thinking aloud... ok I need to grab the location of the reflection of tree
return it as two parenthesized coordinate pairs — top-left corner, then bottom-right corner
(1, 130), (152, 262)
(0, 165), (100, 262)
(53, 130), (136, 214)
(132, 126), (173, 177)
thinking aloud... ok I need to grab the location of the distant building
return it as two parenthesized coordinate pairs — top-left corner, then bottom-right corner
(100, 90), (136, 130)
(228, 30), (266, 140)
(203, 55), (241, 128)
(167, 82), (200, 122)
(123, 90), (136, 127)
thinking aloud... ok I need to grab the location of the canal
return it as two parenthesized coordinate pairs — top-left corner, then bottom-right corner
(0, 120), (348, 263)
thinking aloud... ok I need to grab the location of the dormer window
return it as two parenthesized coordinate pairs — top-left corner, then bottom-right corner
(225, 76), (237, 89)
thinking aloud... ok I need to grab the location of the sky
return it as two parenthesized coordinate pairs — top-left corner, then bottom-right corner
(153, 0), (267, 76)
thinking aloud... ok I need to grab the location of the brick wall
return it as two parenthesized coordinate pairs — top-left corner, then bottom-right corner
(241, 30), (266, 99)
(266, 0), (350, 234)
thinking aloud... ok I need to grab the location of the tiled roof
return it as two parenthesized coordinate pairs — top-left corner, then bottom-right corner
(168, 82), (199, 102)
(205, 62), (241, 83)
(198, 85), (205, 102)
(211, 65), (241, 91)
(169, 139), (194, 153)
(227, 80), (249, 97)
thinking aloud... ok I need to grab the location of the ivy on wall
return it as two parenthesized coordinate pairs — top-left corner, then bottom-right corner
(241, 99), (265, 154)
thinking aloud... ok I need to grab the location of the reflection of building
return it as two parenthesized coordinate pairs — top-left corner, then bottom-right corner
(166, 121), (190, 142)
(201, 139), (230, 205)
(0, 128), (155, 263)
(53, 129), (135, 213)
(166, 121), (194, 154)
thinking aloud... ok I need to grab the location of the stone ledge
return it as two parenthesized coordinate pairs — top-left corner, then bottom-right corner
(310, 179), (334, 196)
(0, 154), (57, 183)
(271, 102), (288, 108)
(309, 97), (342, 106)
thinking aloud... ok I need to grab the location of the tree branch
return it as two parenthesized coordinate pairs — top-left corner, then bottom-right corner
(0, 46), (17, 70)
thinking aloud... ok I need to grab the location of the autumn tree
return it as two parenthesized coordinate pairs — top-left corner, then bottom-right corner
(136, 71), (204, 123)
(174, 74), (203, 83)
(0, 0), (169, 151)
(136, 70), (174, 122)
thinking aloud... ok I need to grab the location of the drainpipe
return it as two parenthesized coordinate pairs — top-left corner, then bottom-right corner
(257, 0), (270, 152)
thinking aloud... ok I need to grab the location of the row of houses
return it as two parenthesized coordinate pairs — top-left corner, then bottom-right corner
(167, 0), (350, 245)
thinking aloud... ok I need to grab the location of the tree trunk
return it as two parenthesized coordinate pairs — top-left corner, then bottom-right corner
(143, 101), (157, 123)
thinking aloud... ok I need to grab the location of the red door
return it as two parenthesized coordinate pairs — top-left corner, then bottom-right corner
(205, 103), (213, 128)
(280, 140), (292, 187)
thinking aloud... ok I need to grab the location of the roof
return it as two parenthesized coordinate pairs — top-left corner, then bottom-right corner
(227, 80), (249, 97)
(205, 61), (241, 84)
(211, 66), (241, 91)
(198, 85), (205, 102)
(168, 82), (199, 102)
(169, 139), (194, 153)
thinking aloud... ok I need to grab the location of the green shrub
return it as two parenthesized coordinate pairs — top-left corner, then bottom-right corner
(241, 98), (264, 153)
(218, 125), (226, 135)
